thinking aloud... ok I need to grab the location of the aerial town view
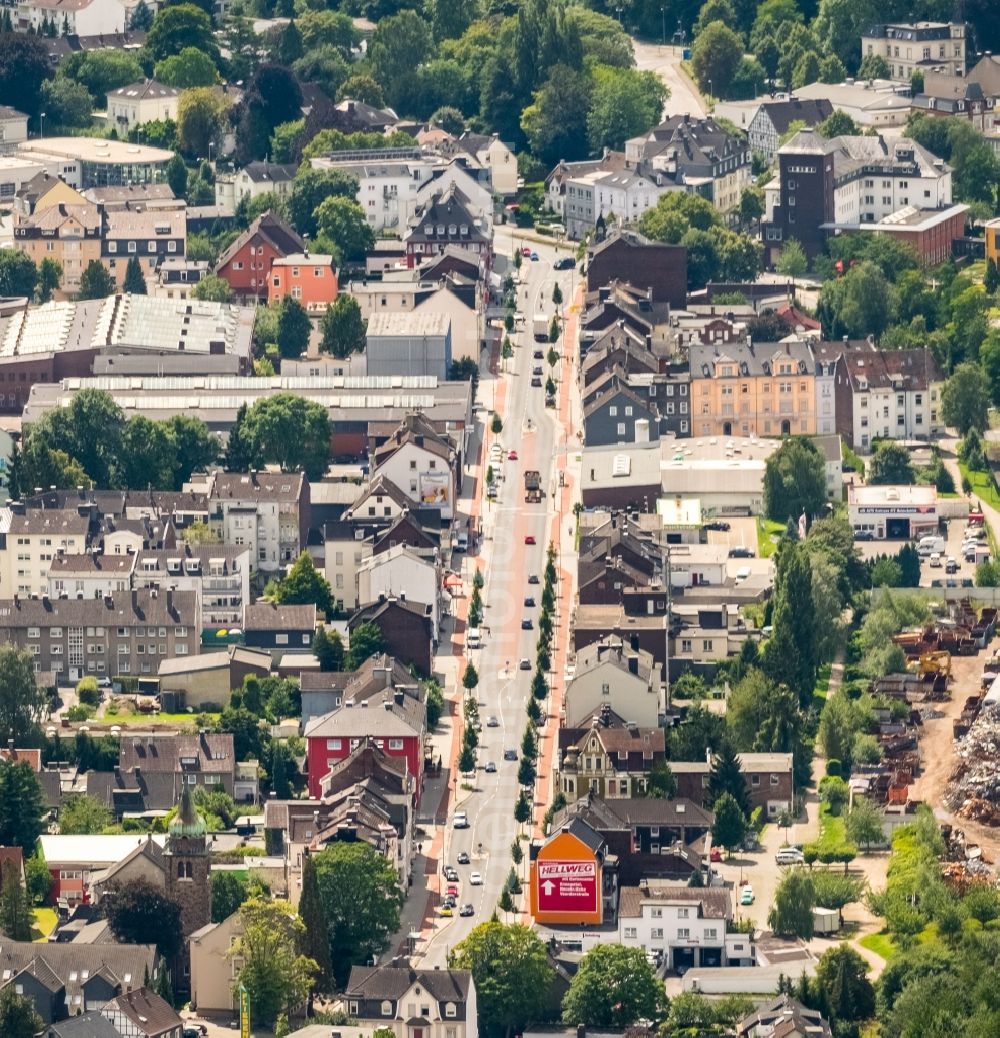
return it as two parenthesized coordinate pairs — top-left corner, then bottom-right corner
(0, 0), (996, 1035)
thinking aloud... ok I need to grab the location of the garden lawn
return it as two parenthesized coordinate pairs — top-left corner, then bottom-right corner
(756, 518), (784, 559)
(959, 463), (1000, 511)
(859, 931), (895, 962)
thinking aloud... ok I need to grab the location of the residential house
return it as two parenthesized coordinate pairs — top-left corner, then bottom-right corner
(0, 588), (199, 681)
(0, 107), (29, 149)
(365, 311), (453, 381)
(358, 544), (442, 634)
(562, 637), (661, 729)
(736, 996), (833, 1038)
(617, 881), (739, 972)
(763, 130), (958, 264)
(791, 80), (913, 128)
(243, 603), (316, 657)
(372, 413), (457, 520)
(582, 371), (662, 446)
(189, 911), (241, 1015)
(205, 470), (311, 575)
(14, 201), (103, 298)
(304, 686), (425, 800)
(267, 252), (337, 311)
(546, 150), (626, 219)
(861, 20), (966, 83)
(0, 939), (160, 1025)
(413, 161), (493, 228)
(689, 339), (817, 438)
(581, 322), (665, 385)
(625, 115), (752, 219)
(106, 81), (179, 134)
(214, 211), (305, 303)
(748, 97), (834, 162)
(0, 506), (92, 597)
(912, 79), (995, 130)
(402, 186), (490, 269)
(156, 646), (272, 713)
(585, 230), (687, 309)
(153, 258), (209, 301)
(300, 654), (419, 725)
(101, 988), (182, 1038)
(230, 161), (298, 204)
(117, 732), (244, 800)
(16, 0), (126, 36)
(670, 602), (755, 672)
(443, 131), (518, 195)
(343, 965), (478, 1038)
(348, 596), (434, 676)
(671, 751), (794, 817)
(102, 206), (186, 289)
(39, 833), (167, 906)
(44, 1012), (123, 1038)
(578, 282), (673, 357)
(833, 344), (944, 451)
(564, 162), (668, 242)
(556, 715), (666, 802)
(47, 553), (137, 601)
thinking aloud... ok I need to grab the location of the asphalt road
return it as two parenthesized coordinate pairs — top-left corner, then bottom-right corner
(631, 39), (706, 120)
(418, 234), (577, 964)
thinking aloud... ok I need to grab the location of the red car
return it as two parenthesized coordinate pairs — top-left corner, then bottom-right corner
(524, 535), (536, 545)
(446, 884), (458, 897)
(508, 450), (518, 461)
(710, 847), (722, 862)
(521, 246), (532, 257)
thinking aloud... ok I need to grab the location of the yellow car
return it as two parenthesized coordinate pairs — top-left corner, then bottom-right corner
(440, 905), (453, 917)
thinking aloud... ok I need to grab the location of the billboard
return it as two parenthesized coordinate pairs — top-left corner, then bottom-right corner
(536, 859), (599, 915)
(419, 470), (452, 513)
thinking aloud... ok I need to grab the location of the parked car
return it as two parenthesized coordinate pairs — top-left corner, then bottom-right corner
(554, 257), (575, 270)
(446, 884), (458, 897)
(452, 812), (469, 829)
(710, 847), (722, 862)
(853, 530), (875, 541)
(519, 658), (531, 670)
(440, 905), (453, 916)
(444, 865), (459, 881)
(728, 546), (755, 558)
(525, 535), (536, 545)
(533, 349), (544, 359)
(703, 521), (730, 532)
(530, 252), (539, 261)
(775, 847), (805, 866)
(521, 246), (532, 257)
(531, 376), (543, 386)
(740, 885), (755, 905)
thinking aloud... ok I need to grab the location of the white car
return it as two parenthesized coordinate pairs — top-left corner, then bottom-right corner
(775, 847), (805, 866)
(469, 871), (483, 885)
(452, 812), (469, 829)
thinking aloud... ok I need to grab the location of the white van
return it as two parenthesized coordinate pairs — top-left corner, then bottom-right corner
(467, 627), (482, 649)
(917, 535), (945, 557)
(928, 552), (942, 568)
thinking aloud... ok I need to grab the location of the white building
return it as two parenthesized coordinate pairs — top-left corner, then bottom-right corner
(17, 0), (125, 35)
(564, 166), (669, 241)
(0, 108), (29, 152)
(848, 483), (938, 540)
(365, 311), (452, 381)
(106, 80), (179, 134)
(358, 545), (441, 633)
(861, 21), (966, 83)
(0, 507), (89, 597)
(563, 638), (661, 729)
(791, 80), (913, 128)
(344, 966), (478, 1038)
(371, 415), (457, 521)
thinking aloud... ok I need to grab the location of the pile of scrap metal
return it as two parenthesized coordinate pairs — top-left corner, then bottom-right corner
(946, 703), (1000, 823)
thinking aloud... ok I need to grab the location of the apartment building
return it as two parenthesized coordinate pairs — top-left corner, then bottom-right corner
(0, 507), (91, 597)
(205, 471), (310, 576)
(402, 186), (491, 269)
(132, 545), (251, 628)
(564, 163), (668, 242)
(763, 130), (954, 262)
(102, 206), (186, 289)
(563, 638), (661, 729)
(14, 201), (103, 299)
(343, 966), (477, 1038)
(556, 718), (666, 802)
(266, 252), (338, 312)
(106, 80), (179, 133)
(16, 0), (126, 36)
(0, 587), (199, 679)
(861, 21), (966, 83)
(833, 344), (944, 451)
(688, 339), (817, 438)
(371, 413), (457, 520)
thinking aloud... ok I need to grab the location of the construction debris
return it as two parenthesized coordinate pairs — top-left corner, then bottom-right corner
(946, 704), (1000, 820)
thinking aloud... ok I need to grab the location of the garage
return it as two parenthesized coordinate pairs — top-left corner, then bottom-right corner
(700, 947), (723, 968)
(886, 517), (911, 539)
(848, 484), (938, 541)
(672, 946), (695, 972)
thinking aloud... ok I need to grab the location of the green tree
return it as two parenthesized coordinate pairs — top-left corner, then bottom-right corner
(517, 756), (536, 787)
(313, 842), (404, 986)
(122, 255), (147, 295)
(345, 622), (384, 671)
(711, 792), (747, 855)
(768, 868), (815, 939)
(24, 846), (51, 905)
(0, 32), (52, 119)
(811, 869), (865, 926)
(241, 394), (330, 479)
(0, 250), (38, 299)
(449, 921), (554, 1038)
(59, 793), (112, 834)
(320, 295), (366, 357)
(273, 552), (332, 615)
(845, 796), (884, 849)
(78, 259), (115, 300)
(763, 437), (826, 522)
(176, 87), (231, 158)
(462, 660), (479, 692)
(0, 859), (31, 940)
(776, 238), (808, 278)
(765, 543), (819, 705)
(691, 20), (744, 97)
(818, 109), (860, 138)
(868, 440), (915, 485)
(314, 196), (375, 262)
(165, 152), (188, 198)
(211, 870), (253, 923)
(146, 3), (218, 63)
(586, 65), (666, 152)
(104, 879), (183, 957)
(297, 853), (332, 993)
(191, 274), (234, 303)
(941, 362), (989, 435)
(368, 9), (433, 112)
(37, 257), (62, 303)
(231, 897), (316, 1027)
(814, 945), (875, 1031)
(234, 63), (302, 164)
(858, 53), (890, 79)
(119, 415), (175, 489)
(0, 645), (47, 748)
(154, 46), (217, 87)
(519, 66), (590, 166)
(458, 740), (476, 774)
(275, 296), (311, 359)
(287, 169), (358, 239)
(0, 761), (44, 854)
(164, 414), (219, 487)
(39, 75), (93, 129)
(706, 742), (750, 816)
(818, 260), (897, 340)
(312, 627), (344, 671)
(0, 985), (42, 1038)
(561, 944), (666, 1027)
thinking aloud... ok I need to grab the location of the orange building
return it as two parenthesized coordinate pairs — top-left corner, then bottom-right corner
(530, 822), (607, 926)
(267, 252), (338, 312)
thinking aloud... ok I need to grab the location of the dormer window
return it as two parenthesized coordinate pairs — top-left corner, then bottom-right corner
(381, 1000), (393, 1016)
(445, 1003), (457, 1018)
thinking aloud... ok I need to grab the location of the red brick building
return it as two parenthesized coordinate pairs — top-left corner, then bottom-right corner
(215, 211), (304, 303)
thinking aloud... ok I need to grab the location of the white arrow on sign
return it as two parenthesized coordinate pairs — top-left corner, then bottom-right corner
(541, 880), (556, 895)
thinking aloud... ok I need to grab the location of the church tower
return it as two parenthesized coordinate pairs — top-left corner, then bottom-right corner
(164, 788), (212, 939)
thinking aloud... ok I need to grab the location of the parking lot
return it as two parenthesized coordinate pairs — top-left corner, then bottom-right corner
(853, 516), (986, 587)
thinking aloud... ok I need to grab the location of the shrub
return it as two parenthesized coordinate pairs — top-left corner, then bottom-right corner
(76, 676), (100, 706)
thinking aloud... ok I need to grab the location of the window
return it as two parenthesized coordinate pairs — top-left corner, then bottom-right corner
(650, 907), (662, 918)
(148, 241), (156, 253)
(601, 682), (610, 696)
(677, 928), (690, 939)
(651, 928), (663, 939)
(108, 242), (117, 253)
(349, 1002), (359, 1016)
(623, 927), (637, 939)
(609, 406), (617, 416)
(770, 773), (780, 785)
(751, 773), (761, 786)
(677, 908), (689, 919)
(389, 739), (404, 750)
(381, 1001), (393, 1016)
(445, 1004), (457, 1018)
(617, 423), (626, 435)
(128, 241), (136, 253)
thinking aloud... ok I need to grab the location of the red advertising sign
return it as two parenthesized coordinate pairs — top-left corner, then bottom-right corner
(536, 859), (598, 914)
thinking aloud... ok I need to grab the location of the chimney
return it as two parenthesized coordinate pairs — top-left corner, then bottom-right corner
(628, 655), (639, 675)
(629, 633), (639, 651)
(394, 690), (404, 706)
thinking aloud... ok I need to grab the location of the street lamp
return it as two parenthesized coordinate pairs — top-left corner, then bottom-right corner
(660, 5), (665, 45)
(208, 140), (215, 164)
(39, 111), (45, 139)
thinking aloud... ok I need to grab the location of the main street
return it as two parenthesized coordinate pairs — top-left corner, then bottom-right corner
(417, 232), (578, 965)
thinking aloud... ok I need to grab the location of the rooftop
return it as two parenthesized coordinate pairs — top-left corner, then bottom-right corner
(19, 136), (173, 165)
(367, 311), (452, 338)
(849, 484), (937, 507)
